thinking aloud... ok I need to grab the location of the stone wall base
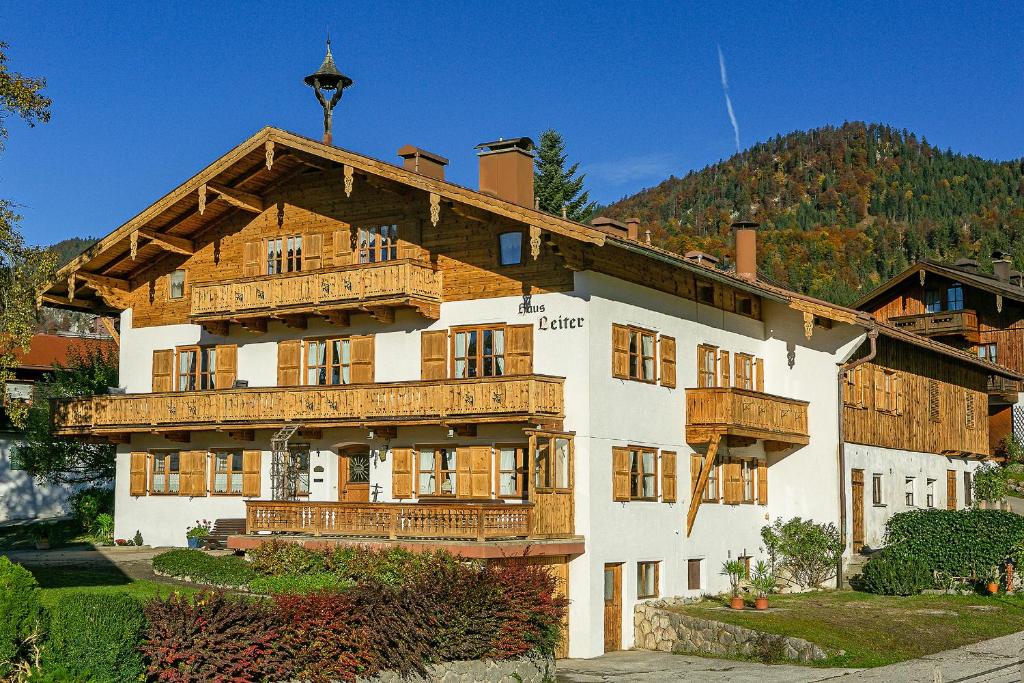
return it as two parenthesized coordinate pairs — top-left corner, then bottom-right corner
(635, 598), (828, 662)
(357, 654), (555, 682)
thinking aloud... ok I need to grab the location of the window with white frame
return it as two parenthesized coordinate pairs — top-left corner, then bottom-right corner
(905, 477), (915, 507)
(926, 478), (936, 508)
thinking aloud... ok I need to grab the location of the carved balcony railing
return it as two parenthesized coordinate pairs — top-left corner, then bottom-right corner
(889, 310), (979, 343)
(685, 387), (810, 447)
(189, 259), (442, 323)
(988, 375), (1021, 404)
(52, 375), (564, 436)
(245, 500), (539, 541)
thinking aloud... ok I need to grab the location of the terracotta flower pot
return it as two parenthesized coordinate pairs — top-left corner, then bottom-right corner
(755, 597), (769, 610)
(987, 582), (999, 594)
(729, 596), (745, 610)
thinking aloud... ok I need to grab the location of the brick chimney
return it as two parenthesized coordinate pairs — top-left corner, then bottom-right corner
(590, 216), (628, 238)
(993, 252), (1012, 282)
(626, 218), (640, 241)
(397, 145), (448, 180)
(732, 220), (759, 281)
(475, 137), (535, 208)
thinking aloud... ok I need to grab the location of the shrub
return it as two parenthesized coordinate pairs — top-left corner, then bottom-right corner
(141, 591), (291, 682)
(973, 463), (1008, 504)
(860, 550), (934, 595)
(0, 558), (43, 677)
(40, 593), (146, 682)
(485, 560), (567, 658)
(246, 539), (328, 576)
(249, 573), (355, 595)
(152, 549), (257, 586)
(761, 517), (844, 589)
(91, 513), (114, 544)
(885, 508), (1024, 576)
(67, 486), (114, 533)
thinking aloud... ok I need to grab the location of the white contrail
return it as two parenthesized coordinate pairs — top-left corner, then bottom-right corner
(718, 45), (741, 153)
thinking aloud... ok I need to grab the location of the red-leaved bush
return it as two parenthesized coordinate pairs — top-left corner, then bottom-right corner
(140, 591), (292, 682)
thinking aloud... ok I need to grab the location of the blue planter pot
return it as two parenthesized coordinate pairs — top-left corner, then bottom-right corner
(187, 537), (201, 549)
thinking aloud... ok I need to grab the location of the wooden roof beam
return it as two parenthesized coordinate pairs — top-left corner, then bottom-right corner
(77, 271), (129, 291)
(138, 228), (195, 255)
(206, 182), (265, 213)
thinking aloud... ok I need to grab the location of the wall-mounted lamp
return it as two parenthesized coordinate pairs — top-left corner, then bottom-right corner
(446, 428), (455, 439)
(367, 429), (375, 440)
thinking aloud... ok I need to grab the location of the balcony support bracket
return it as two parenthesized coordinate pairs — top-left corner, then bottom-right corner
(686, 431), (722, 537)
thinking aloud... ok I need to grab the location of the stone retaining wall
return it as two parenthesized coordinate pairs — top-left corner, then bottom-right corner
(634, 598), (828, 662)
(358, 654), (555, 682)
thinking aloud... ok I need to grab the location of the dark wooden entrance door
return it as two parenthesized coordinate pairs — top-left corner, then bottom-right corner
(851, 469), (864, 553)
(339, 451), (370, 502)
(947, 470), (957, 510)
(603, 563), (622, 652)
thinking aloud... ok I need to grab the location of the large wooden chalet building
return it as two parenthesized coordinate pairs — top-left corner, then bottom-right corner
(42, 117), (1018, 655)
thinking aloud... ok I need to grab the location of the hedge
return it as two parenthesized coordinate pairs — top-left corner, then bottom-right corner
(152, 549), (257, 586)
(40, 593), (146, 683)
(884, 508), (1024, 576)
(860, 549), (934, 595)
(0, 557), (42, 677)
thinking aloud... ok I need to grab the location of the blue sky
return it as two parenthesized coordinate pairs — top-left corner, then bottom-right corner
(3, 1), (1024, 247)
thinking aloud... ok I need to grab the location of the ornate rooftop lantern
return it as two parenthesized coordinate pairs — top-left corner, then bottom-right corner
(304, 39), (353, 145)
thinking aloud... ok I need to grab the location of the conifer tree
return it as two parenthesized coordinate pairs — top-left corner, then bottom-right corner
(534, 129), (596, 222)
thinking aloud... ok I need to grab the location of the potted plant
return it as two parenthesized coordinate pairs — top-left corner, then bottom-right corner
(721, 560), (746, 609)
(32, 524), (52, 550)
(751, 560), (776, 610)
(185, 520), (212, 549)
(985, 566), (999, 594)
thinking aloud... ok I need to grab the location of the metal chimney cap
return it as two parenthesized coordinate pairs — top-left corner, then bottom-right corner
(731, 220), (760, 230)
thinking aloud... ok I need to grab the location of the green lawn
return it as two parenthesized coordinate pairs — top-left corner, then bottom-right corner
(27, 565), (197, 608)
(673, 591), (1024, 668)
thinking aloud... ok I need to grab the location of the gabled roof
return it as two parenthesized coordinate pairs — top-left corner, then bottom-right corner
(12, 333), (117, 372)
(853, 259), (1024, 310)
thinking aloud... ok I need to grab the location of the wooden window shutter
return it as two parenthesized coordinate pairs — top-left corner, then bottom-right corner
(723, 460), (742, 504)
(661, 451), (677, 503)
(874, 368), (885, 411)
(757, 461), (768, 505)
(713, 282), (724, 308)
(391, 447), (414, 499)
(505, 324), (534, 375)
(755, 358), (764, 392)
(928, 380), (940, 422)
(719, 350), (731, 388)
(350, 335), (375, 384)
(946, 470), (957, 510)
(470, 446), (492, 498)
(277, 340), (301, 386)
(612, 324), (630, 379)
(215, 344), (238, 390)
(130, 452), (148, 496)
(420, 330), (448, 380)
(179, 451), (208, 497)
(612, 447), (631, 501)
(303, 233), (323, 270)
(895, 373), (905, 415)
(659, 336), (677, 388)
(456, 446), (473, 498)
(152, 350), (173, 393)
(242, 450), (262, 497)
(335, 227), (352, 260)
(243, 240), (262, 276)
(965, 392), (976, 429)
(690, 454), (702, 496)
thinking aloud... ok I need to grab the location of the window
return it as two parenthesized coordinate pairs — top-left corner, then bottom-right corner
(418, 446), (457, 496)
(267, 235), (302, 274)
(697, 344), (718, 388)
(305, 338), (351, 386)
(151, 451), (180, 494)
(452, 326), (505, 378)
(703, 457), (719, 502)
(212, 451), (244, 495)
(844, 365), (867, 408)
(290, 448), (311, 496)
(924, 288), (942, 313)
(735, 293), (754, 316)
(687, 559), (702, 590)
(696, 280), (715, 305)
(498, 231), (523, 266)
(741, 459), (755, 503)
(978, 343), (998, 363)
(628, 329), (657, 382)
(734, 353), (755, 390)
(169, 269), (186, 299)
(964, 471), (973, 507)
(946, 283), (964, 311)
(496, 445), (528, 498)
(177, 347), (216, 391)
(637, 561), (659, 599)
(872, 473), (883, 505)
(905, 477), (915, 507)
(629, 447), (657, 499)
(357, 224), (398, 263)
(926, 478), (936, 508)
(535, 435), (571, 491)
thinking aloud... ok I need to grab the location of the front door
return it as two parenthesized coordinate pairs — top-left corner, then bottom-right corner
(339, 451), (371, 502)
(603, 563), (622, 653)
(851, 469), (864, 553)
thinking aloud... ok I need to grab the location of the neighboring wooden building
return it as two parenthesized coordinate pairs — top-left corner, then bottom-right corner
(40, 126), (1018, 658)
(854, 258), (1024, 452)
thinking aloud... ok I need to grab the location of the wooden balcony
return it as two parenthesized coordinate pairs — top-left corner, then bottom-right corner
(189, 259), (442, 330)
(988, 375), (1021, 405)
(889, 310), (979, 343)
(52, 375), (564, 437)
(685, 387), (810, 448)
(245, 500), (540, 541)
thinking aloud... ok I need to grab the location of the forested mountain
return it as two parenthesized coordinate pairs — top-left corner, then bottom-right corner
(603, 122), (1024, 304)
(48, 236), (96, 266)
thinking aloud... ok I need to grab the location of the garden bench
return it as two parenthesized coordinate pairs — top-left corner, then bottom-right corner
(202, 518), (246, 550)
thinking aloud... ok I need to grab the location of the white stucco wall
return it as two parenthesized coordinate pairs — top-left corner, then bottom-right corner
(0, 433), (77, 522)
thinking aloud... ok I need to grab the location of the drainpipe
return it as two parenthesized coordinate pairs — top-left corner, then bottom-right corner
(836, 327), (878, 588)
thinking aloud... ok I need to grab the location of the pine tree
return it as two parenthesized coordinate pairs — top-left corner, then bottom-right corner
(534, 129), (597, 222)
